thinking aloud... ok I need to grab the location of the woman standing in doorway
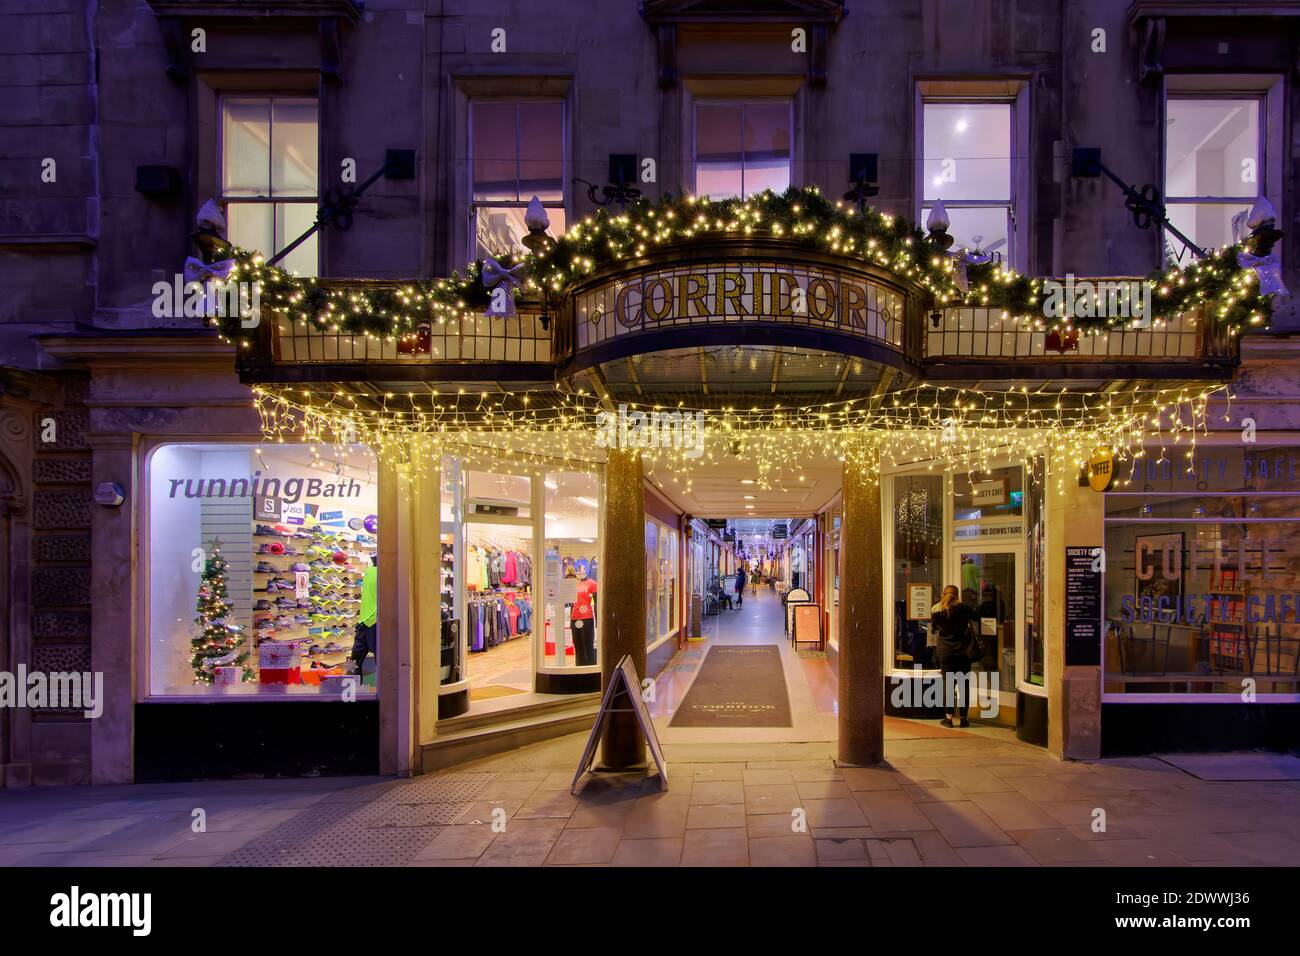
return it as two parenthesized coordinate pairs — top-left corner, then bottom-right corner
(930, 585), (976, 727)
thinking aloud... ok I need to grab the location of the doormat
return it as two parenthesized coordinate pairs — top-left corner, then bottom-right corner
(669, 645), (792, 727)
(797, 650), (827, 660)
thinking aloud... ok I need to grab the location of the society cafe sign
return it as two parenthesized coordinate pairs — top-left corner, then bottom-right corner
(582, 261), (902, 332)
(1087, 446), (1115, 492)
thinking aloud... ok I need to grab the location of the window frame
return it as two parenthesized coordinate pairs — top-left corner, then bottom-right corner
(1161, 90), (1266, 262)
(467, 97), (569, 262)
(216, 93), (321, 273)
(691, 97), (795, 200)
(918, 94), (1017, 267)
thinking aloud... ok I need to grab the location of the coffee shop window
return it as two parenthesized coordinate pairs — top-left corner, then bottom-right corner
(146, 442), (379, 698)
(1103, 446), (1300, 698)
(891, 473), (944, 669)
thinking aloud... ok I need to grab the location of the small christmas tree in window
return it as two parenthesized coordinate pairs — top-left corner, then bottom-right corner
(190, 538), (249, 683)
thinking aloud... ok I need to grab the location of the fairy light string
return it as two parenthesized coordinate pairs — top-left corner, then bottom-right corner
(252, 382), (1230, 494)
(211, 186), (1272, 348)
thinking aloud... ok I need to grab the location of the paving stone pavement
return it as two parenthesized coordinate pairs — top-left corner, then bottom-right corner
(1, 731), (1298, 867)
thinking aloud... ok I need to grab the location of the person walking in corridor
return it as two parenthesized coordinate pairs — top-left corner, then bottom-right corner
(930, 585), (976, 727)
(734, 564), (746, 608)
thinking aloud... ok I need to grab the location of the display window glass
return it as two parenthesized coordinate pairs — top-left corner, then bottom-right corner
(1103, 445), (1300, 697)
(146, 443), (379, 698)
(645, 517), (679, 646)
(438, 456), (464, 689)
(953, 464), (1024, 535)
(542, 471), (600, 671)
(892, 474), (944, 669)
(461, 469), (534, 699)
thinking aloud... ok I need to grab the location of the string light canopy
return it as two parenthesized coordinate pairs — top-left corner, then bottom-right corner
(252, 381), (1231, 493)
(212, 186), (1272, 349)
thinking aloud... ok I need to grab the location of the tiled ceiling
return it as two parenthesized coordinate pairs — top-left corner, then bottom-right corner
(645, 448), (842, 520)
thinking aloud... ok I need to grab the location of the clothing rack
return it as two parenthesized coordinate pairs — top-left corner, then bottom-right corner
(467, 592), (534, 652)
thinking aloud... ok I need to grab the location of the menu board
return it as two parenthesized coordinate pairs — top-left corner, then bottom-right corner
(1064, 547), (1102, 665)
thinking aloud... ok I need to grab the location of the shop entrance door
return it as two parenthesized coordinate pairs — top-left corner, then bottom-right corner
(952, 546), (1022, 724)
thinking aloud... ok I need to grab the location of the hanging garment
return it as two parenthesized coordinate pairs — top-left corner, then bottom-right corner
(503, 550), (518, 585)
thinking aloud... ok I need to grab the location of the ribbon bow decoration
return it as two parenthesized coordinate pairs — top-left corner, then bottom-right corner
(1237, 249), (1290, 298)
(183, 256), (237, 285)
(182, 257), (241, 319)
(482, 257), (528, 317)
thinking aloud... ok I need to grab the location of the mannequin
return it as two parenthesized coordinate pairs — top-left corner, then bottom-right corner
(351, 553), (378, 677)
(570, 565), (598, 666)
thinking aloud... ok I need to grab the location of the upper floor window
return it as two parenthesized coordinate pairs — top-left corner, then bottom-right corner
(922, 100), (1013, 262)
(470, 100), (566, 259)
(694, 100), (792, 199)
(221, 96), (319, 276)
(1164, 96), (1261, 264)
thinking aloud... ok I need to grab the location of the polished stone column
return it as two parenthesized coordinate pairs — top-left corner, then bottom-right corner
(599, 446), (647, 769)
(376, 459), (404, 776)
(837, 449), (884, 766)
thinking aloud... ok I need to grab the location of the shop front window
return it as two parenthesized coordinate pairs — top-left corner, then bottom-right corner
(1104, 447), (1300, 696)
(543, 471), (600, 670)
(892, 474), (944, 669)
(147, 443), (378, 697)
(1024, 456), (1046, 688)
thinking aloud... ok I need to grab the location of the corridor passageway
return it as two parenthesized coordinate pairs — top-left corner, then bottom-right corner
(649, 586), (838, 744)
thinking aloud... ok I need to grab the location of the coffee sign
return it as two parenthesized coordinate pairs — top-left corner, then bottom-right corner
(1088, 446), (1115, 492)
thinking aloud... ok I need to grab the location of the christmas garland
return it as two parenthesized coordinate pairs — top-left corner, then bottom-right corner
(213, 185), (1273, 344)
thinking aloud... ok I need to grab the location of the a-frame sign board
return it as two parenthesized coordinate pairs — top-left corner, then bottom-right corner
(571, 654), (668, 794)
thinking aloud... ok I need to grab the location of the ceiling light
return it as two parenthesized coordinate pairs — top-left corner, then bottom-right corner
(954, 118), (969, 133)
(743, 494), (756, 499)
(740, 479), (755, 485)
(745, 504), (754, 509)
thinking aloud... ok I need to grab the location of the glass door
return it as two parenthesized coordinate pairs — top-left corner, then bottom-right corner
(953, 546), (1022, 724)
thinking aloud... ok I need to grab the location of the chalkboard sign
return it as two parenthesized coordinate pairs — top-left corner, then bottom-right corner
(792, 602), (823, 651)
(572, 655), (667, 793)
(1065, 547), (1103, 666)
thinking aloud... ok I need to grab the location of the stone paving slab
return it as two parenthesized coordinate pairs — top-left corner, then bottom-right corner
(1, 729), (1297, 867)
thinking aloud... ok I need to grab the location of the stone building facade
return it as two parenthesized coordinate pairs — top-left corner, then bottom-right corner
(1, 0), (1299, 785)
